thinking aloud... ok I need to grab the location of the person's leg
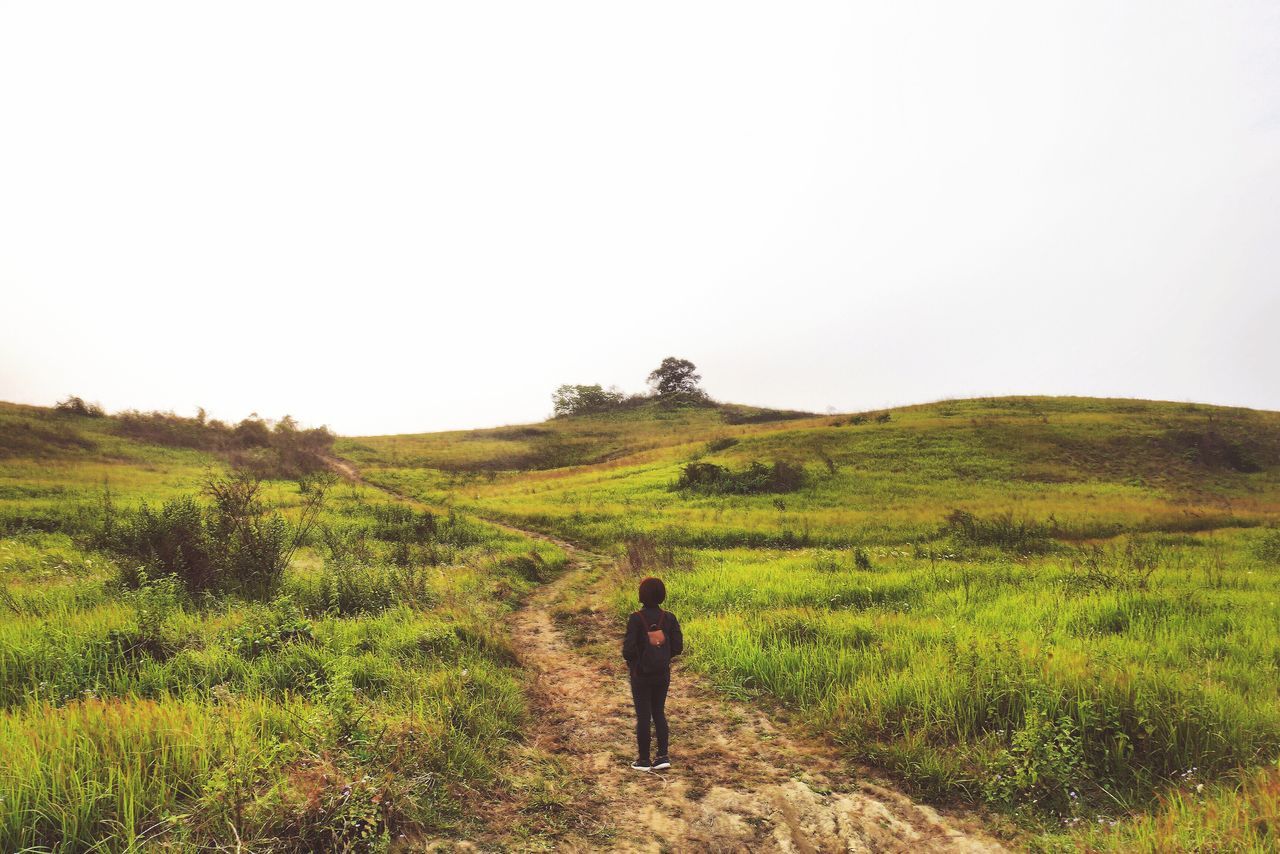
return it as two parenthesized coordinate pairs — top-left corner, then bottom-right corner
(650, 675), (670, 757)
(630, 676), (652, 760)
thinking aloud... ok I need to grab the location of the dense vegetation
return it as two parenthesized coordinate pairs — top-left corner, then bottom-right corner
(0, 401), (566, 850)
(349, 395), (1280, 851)
(6, 392), (1280, 851)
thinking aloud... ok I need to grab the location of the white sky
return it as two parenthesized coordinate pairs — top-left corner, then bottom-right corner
(2, 2), (1277, 436)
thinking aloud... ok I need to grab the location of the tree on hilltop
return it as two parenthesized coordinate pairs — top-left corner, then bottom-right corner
(647, 357), (704, 399)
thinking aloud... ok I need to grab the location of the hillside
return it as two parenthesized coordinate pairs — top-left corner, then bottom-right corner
(337, 398), (816, 473)
(346, 395), (1280, 851)
(3, 395), (1279, 851)
(347, 395), (1280, 547)
(0, 400), (570, 850)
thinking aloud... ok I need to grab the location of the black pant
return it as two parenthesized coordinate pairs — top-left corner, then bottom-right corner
(630, 671), (670, 759)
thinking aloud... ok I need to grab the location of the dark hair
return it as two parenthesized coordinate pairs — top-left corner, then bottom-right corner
(638, 576), (666, 608)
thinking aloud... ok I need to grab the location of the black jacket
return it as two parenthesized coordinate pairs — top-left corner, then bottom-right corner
(622, 606), (684, 676)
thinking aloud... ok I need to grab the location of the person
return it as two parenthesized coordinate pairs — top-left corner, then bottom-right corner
(621, 575), (684, 771)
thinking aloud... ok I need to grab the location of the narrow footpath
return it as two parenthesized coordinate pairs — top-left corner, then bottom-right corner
(326, 458), (1010, 852)
(501, 530), (1007, 853)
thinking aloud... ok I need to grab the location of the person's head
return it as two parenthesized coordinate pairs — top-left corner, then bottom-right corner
(638, 576), (666, 608)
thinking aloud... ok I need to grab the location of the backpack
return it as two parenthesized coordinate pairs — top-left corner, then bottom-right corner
(635, 609), (671, 675)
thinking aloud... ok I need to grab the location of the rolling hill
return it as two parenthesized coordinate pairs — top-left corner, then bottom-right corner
(2, 394), (1279, 851)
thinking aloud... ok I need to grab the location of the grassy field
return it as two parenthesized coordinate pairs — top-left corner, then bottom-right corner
(5, 395), (1279, 850)
(349, 395), (1280, 851)
(0, 402), (567, 850)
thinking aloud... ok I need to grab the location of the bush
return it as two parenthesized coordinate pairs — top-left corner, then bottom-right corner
(293, 563), (436, 616)
(106, 474), (327, 598)
(1252, 528), (1280, 564)
(720, 407), (813, 425)
(227, 596), (315, 658)
(675, 460), (806, 495)
(368, 503), (438, 544)
(984, 704), (1085, 817)
(704, 437), (739, 453)
(109, 572), (184, 660)
(551, 384), (625, 417)
(944, 510), (1055, 554)
(53, 396), (105, 418)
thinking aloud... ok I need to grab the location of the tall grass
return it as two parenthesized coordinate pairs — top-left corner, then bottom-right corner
(609, 534), (1280, 840)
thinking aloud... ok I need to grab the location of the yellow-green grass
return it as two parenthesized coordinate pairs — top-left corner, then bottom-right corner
(608, 534), (1279, 811)
(337, 398), (818, 473)
(0, 401), (570, 849)
(8, 393), (1280, 849)
(358, 397), (1280, 549)
(354, 395), (1280, 847)
(0, 521), (562, 849)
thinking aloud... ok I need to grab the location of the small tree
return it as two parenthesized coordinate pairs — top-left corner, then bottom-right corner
(552, 384), (624, 416)
(647, 357), (704, 399)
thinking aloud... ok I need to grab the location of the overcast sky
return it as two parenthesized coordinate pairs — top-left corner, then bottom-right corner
(2, 2), (1277, 436)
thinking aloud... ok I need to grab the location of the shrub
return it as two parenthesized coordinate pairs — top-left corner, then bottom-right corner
(107, 474), (327, 598)
(675, 460), (806, 495)
(1166, 428), (1263, 473)
(551, 384), (625, 417)
(984, 704), (1085, 817)
(368, 503), (438, 544)
(944, 510), (1055, 554)
(1252, 528), (1280, 564)
(308, 564), (414, 616)
(53, 396), (105, 418)
(704, 437), (739, 453)
(227, 596), (315, 658)
(1067, 538), (1166, 591)
(108, 572), (185, 660)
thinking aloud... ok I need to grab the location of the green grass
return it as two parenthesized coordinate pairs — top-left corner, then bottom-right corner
(359, 397), (1279, 550)
(609, 536), (1280, 815)
(351, 394), (1280, 848)
(6, 393), (1280, 850)
(0, 403), (568, 850)
(337, 397), (815, 473)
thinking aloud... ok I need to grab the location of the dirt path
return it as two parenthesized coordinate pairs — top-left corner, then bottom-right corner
(497, 531), (1008, 853)
(324, 459), (1010, 852)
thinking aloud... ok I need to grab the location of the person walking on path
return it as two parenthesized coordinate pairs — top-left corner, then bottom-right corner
(622, 576), (684, 771)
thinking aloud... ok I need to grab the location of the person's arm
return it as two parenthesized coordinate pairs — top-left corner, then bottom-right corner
(669, 613), (684, 658)
(622, 613), (640, 663)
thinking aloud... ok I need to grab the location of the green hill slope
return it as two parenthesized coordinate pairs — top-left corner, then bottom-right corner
(348, 395), (1280, 547)
(0, 401), (567, 849)
(337, 398), (815, 473)
(350, 395), (1280, 851)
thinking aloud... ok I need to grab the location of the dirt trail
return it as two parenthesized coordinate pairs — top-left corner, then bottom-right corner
(324, 459), (1010, 852)
(497, 530), (1008, 853)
